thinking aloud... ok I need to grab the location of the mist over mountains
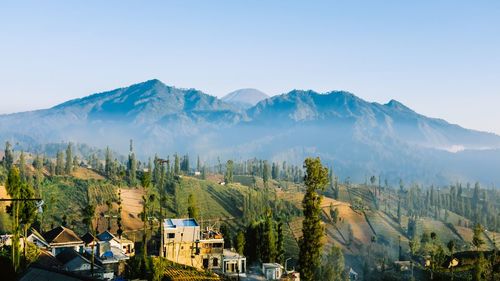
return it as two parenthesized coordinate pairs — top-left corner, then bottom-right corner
(1, 79), (499, 186)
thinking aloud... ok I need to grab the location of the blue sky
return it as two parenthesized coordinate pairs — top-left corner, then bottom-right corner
(0, 1), (499, 134)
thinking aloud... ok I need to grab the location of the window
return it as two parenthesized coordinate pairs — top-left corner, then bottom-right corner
(213, 258), (218, 267)
(167, 233), (175, 239)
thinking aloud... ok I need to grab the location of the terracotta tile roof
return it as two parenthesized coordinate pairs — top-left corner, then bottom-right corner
(43, 226), (83, 245)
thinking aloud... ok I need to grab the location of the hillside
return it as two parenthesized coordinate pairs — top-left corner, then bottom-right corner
(2, 80), (500, 184)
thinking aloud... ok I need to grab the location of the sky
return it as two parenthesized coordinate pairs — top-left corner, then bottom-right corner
(0, 1), (499, 134)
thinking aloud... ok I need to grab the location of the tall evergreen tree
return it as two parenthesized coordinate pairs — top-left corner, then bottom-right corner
(299, 157), (329, 281)
(196, 155), (201, 172)
(263, 161), (270, 187)
(55, 151), (65, 175)
(276, 221), (285, 264)
(19, 151), (26, 180)
(174, 154), (180, 176)
(225, 160), (234, 183)
(6, 167), (22, 272)
(128, 140), (137, 186)
(65, 143), (73, 175)
(187, 193), (198, 220)
(261, 213), (277, 262)
(320, 244), (345, 281)
(3, 141), (14, 170)
(105, 146), (112, 177)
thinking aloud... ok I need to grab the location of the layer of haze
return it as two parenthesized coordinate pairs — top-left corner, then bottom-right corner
(0, 1), (499, 134)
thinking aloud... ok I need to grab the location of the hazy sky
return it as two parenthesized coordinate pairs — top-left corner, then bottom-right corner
(0, 1), (499, 134)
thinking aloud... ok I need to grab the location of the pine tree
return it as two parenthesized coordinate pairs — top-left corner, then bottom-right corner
(235, 231), (245, 256)
(3, 141), (14, 170)
(187, 193), (198, 220)
(263, 161), (270, 187)
(197, 155), (201, 172)
(261, 213), (276, 262)
(128, 140), (137, 186)
(320, 244), (345, 281)
(225, 160), (234, 183)
(174, 154), (180, 176)
(19, 151), (26, 180)
(105, 146), (112, 177)
(6, 167), (22, 272)
(276, 221), (285, 264)
(56, 151), (65, 175)
(299, 157), (329, 281)
(65, 143), (73, 175)
(472, 223), (485, 251)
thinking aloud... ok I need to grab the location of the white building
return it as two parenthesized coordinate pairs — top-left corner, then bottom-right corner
(222, 249), (246, 277)
(262, 263), (283, 280)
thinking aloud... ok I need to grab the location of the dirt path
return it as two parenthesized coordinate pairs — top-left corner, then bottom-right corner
(120, 188), (145, 231)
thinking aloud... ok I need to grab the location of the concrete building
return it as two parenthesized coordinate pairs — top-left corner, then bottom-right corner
(160, 218), (224, 271)
(222, 249), (246, 277)
(262, 263), (284, 280)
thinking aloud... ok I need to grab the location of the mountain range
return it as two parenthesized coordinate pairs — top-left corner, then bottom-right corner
(1, 79), (499, 185)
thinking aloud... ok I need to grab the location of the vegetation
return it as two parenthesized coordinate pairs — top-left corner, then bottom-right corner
(299, 158), (329, 281)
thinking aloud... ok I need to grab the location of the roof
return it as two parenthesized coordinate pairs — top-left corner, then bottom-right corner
(56, 248), (90, 265)
(20, 267), (86, 281)
(164, 218), (199, 228)
(43, 226), (83, 245)
(29, 228), (48, 243)
(262, 263), (283, 269)
(33, 249), (63, 268)
(96, 230), (116, 242)
(223, 249), (245, 260)
(80, 232), (97, 244)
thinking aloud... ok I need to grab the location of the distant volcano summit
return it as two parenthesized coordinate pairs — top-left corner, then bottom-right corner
(222, 88), (269, 109)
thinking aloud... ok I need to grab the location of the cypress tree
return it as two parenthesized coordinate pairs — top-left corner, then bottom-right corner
(299, 157), (329, 281)
(65, 143), (73, 175)
(3, 141), (14, 170)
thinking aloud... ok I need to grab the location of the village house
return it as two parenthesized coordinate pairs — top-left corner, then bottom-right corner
(27, 226), (84, 256)
(160, 218), (226, 271)
(221, 249), (246, 277)
(262, 263), (284, 281)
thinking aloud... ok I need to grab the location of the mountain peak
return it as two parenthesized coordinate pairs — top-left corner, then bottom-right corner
(385, 99), (413, 112)
(222, 88), (269, 109)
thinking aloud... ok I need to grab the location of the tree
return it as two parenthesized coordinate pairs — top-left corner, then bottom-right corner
(473, 252), (487, 281)
(447, 240), (456, 280)
(261, 213), (277, 262)
(6, 167), (22, 272)
(196, 155), (201, 172)
(128, 140), (137, 186)
(187, 194), (198, 220)
(225, 160), (234, 183)
(276, 221), (285, 265)
(409, 236), (420, 256)
(320, 244), (345, 281)
(3, 141), (14, 170)
(105, 146), (112, 177)
(472, 223), (484, 251)
(235, 231), (245, 256)
(330, 204), (339, 225)
(82, 197), (96, 276)
(263, 161), (270, 187)
(174, 154), (180, 176)
(299, 157), (329, 281)
(55, 151), (65, 175)
(65, 143), (73, 175)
